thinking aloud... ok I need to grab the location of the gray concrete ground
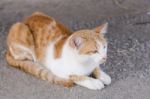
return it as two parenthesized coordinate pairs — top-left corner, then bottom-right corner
(0, 0), (150, 99)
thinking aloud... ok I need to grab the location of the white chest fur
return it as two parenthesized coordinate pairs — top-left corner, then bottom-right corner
(43, 41), (98, 79)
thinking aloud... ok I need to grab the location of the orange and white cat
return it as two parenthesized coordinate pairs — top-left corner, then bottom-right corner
(6, 12), (111, 90)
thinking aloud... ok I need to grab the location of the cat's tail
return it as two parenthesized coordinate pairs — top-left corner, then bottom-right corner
(5, 51), (73, 87)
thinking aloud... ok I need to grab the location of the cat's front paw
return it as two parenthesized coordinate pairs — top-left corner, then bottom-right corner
(99, 71), (111, 85)
(75, 78), (104, 90)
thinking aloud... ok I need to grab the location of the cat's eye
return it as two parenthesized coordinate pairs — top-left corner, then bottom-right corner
(86, 50), (98, 54)
(92, 50), (98, 53)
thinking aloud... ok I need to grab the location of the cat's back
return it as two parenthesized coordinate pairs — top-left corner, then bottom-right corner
(23, 12), (72, 44)
(24, 12), (71, 37)
(24, 12), (54, 33)
(23, 12), (72, 60)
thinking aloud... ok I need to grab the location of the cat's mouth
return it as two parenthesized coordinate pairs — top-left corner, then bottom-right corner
(99, 61), (106, 67)
(99, 59), (107, 65)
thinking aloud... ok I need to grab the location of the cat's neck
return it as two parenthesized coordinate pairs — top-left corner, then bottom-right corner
(61, 39), (99, 68)
(52, 35), (68, 59)
(61, 39), (79, 63)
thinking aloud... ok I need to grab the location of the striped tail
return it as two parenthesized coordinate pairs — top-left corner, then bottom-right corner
(5, 51), (73, 87)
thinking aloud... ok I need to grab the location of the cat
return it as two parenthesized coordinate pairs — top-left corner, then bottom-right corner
(5, 12), (111, 90)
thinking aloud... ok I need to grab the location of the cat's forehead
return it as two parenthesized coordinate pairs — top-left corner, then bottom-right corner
(74, 29), (107, 43)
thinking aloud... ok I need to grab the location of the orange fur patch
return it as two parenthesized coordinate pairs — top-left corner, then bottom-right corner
(54, 36), (68, 59)
(92, 67), (101, 78)
(69, 30), (107, 55)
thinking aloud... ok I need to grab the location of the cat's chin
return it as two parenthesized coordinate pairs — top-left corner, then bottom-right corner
(98, 59), (107, 65)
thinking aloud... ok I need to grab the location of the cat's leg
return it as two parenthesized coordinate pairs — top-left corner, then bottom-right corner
(69, 75), (104, 90)
(9, 43), (36, 61)
(7, 22), (36, 61)
(92, 67), (111, 85)
(5, 51), (74, 87)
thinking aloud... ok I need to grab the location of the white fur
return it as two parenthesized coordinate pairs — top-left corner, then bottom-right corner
(98, 70), (111, 85)
(75, 77), (104, 90)
(43, 36), (110, 89)
(44, 39), (99, 79)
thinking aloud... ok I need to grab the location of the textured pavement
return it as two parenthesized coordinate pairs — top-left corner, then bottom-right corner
(0, 0), (150, 99)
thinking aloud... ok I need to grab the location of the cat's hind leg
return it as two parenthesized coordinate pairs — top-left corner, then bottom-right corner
(7, 22), (36, 61)
(9, 43), (36, 61)
(5, 51), (74, 87)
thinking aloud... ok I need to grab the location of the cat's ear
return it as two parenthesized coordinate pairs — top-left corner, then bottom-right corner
(69, 36), (82, 49)
(93, 22), (108, 35)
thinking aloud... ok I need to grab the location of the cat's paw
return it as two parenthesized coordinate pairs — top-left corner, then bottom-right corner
(99, 71), (111, 85)
(75, 78), (104, 90)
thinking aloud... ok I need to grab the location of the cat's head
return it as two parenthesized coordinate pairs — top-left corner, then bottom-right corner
(68, 23), (108, 65)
